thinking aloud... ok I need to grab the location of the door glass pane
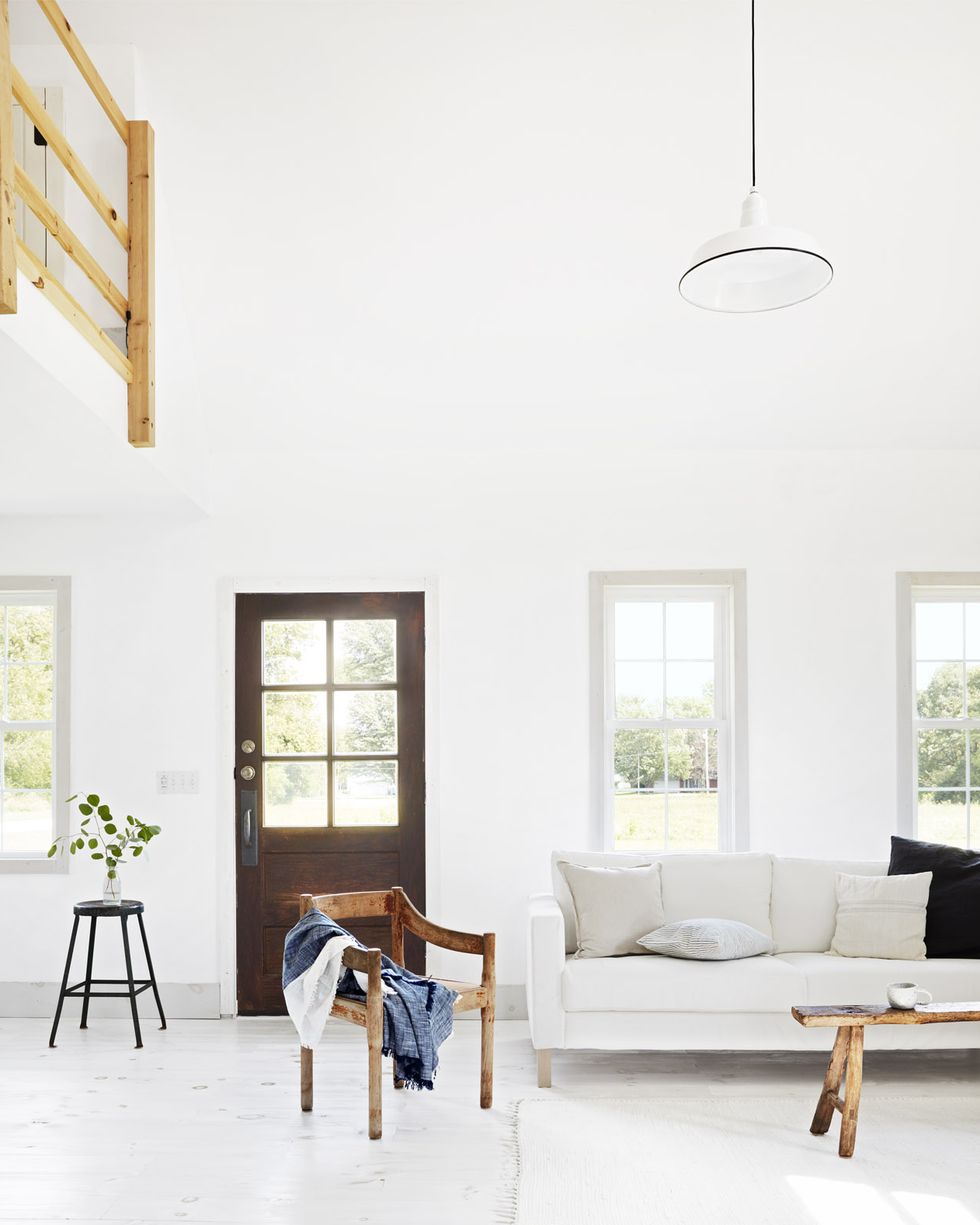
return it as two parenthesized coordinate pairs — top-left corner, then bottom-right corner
(3, 730), (52, 789)
(5, 664), (53, 721)
(263, 761), (327, 827)
(262, 691), (327, 756)
(334, 620), (396, 683)
(917, 729), (966, 789)
(334, 761), (398, 826)
(614, 602), (662, 660)
(915, 661), (963, 718)
(5, 604), (54, 661)
(916, 602), (963, 659)
(262, 620), (326, 684)
(615, 661), (662, 718)
(1, 790), (52, 852)
(334, 691), (397, 754)
(917, 791), (968, 847)
(665, 661), (714, 717)
(665, 601), (714, 659)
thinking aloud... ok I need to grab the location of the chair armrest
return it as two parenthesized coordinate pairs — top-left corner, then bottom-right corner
(527, 893), (566, 1049)
(394, 887), (489, 955)
(341, 946), (382, 974)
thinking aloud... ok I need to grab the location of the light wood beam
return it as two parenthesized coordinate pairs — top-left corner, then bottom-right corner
(11, 66), (128, 248)
(0, 0), (16, 314)
(35, 0), (129, 142)
(126, 119), (154, 447)
(16, 238), (132, 381)
(15, 163), (127, 320)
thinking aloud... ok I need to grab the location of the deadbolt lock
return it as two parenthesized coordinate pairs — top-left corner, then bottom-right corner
(240, 765), (256, 781)
(241, 739), (256, 754)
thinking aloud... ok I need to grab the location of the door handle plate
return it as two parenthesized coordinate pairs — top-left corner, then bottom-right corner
(240, 789), (258, 866)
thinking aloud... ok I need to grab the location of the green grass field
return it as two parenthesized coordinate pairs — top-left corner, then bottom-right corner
(614, 790), (718, 851)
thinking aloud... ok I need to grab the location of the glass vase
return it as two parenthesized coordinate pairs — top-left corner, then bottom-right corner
(103, 872), (122, 906)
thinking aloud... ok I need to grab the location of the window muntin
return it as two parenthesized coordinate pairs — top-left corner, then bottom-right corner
(0, 591), (61, 857)
(911, 590), (980, 847)
(605, 586), (731, 852)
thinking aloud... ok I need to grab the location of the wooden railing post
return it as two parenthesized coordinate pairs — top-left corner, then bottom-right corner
(127, 119), (154, 447)
(0, 0), (17, 315)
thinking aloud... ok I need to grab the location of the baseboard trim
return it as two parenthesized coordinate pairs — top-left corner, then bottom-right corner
(0, 981), (220, 1019)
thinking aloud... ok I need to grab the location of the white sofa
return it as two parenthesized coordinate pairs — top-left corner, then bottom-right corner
(527, 850), (980, 1085)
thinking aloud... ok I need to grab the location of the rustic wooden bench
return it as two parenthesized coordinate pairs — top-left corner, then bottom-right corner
(792, 1002), (980, 1157)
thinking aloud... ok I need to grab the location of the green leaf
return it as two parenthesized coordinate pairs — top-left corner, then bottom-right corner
(131, 846), (143, 857)
(97, 805), (110, 819)
(81, 817), (90, 827)
(86, 794), (100, 805)
(47, 845), (57, 858)
(75, 838), (85, 850)
(107, 869), (116, 880)
(66, 794), (78, 803)
(88, 838), (98, 849)
(148, 826), (161, 836)
(126, 815), (134, 825)
(91, 852), (104, 860)
(69, 843), (76, 855)
(104, 823), (117, 835)
(79, 803), (93, 816)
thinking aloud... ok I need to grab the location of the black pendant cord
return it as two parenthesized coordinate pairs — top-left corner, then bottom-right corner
(751, 0), (756, 188)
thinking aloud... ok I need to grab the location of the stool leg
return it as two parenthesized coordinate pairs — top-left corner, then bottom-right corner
(49, 915), (80, 1048)
(120, 914), (143, 1049)
(79, 915), (98, 1030)
(136, 912), (166, 1030)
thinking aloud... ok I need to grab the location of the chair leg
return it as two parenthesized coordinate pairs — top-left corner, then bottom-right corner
(79, 915), (98, 1030)
(120, 914), (143, 1049)
(49, 915), (80, 1048)
(367, 959), (383, 1139)
(480, 1003), (495, 1109)
(537, 1048), (552, 1089)
(300, 1046), (313, 1112)
(136, 912), (167, 1030)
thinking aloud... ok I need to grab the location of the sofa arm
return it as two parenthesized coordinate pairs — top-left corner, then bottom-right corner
(527, 893), (566, 1050)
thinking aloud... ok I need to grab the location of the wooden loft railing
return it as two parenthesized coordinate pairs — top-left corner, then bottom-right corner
(0, 0), (154, 447)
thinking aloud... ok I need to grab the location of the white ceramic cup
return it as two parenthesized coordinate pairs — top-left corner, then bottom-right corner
(887, 981), (933, 1010)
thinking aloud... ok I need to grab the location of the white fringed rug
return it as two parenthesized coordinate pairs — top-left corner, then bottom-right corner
(512, 1096), (980, 1225)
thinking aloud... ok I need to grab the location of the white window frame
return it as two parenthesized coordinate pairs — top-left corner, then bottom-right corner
(897, 572), (980, 843)
(590, 570), (748, 852)
(0, 577), (71, 873)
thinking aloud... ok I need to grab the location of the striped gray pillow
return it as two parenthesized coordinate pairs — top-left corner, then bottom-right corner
(637, 918), (773, 961)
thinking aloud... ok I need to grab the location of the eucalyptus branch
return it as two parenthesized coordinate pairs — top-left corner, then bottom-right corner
(49, 793), (162, 877)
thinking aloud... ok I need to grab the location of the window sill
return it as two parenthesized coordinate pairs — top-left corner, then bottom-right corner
(0, 855), (68, 874)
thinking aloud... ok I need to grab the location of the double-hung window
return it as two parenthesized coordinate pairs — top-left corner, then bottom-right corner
(593, 572), (747, 852)
(0, 578), (70, 871)
(899, 575), (980, 847)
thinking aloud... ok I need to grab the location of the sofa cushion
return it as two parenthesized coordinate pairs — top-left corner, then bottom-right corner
(562, 951), (806, 1013)
(552, 850), (663, 954)
(661, 853), (773, 937)
(770, 856), (886, 953)
(558, 860), (665, 958)
(779, 952), (980, 1005)
(637, 918), (773, 961)
(889, 835), (980, 959)
(830, 871), (931, 960)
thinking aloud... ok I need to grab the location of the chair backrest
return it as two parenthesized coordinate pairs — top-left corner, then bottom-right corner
(301, 888), (396, 921)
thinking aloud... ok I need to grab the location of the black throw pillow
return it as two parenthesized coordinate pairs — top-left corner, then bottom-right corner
(888, 835), (980, 958)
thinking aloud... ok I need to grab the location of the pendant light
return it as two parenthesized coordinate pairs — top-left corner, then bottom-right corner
(679, 0), (832, 313)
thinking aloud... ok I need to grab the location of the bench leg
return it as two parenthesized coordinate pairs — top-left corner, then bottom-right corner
(839, 1027), (864, 1159)
(300, 1046), (313, 1112)
(480, 1001), (495, 1109)
(537, 1048), (552, 1089)
(810, 1026), (848, 1135)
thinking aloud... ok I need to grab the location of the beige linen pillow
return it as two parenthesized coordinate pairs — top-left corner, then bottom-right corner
(830, 871), (933, 960)
(557, 861), (665, 958)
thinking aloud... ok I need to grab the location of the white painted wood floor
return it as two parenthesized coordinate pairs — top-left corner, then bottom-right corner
(2, 1016), (979, 1224)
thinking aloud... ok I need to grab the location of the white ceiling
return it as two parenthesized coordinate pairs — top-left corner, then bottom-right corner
(4, 0), (980, 512)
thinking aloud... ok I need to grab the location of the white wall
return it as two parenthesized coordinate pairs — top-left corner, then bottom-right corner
(2, 449), (978, 1013)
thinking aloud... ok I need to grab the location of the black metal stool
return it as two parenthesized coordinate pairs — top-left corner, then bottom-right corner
(49, 900), (166, 1049)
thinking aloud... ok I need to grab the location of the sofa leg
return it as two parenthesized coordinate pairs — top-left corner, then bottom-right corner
(536, 1048), (552, 1089)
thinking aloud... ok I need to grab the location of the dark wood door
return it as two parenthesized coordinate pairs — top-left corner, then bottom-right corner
(235, 592), (425, 1015)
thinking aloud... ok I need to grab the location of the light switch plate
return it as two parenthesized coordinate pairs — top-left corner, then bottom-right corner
(156, 770), (199, 795)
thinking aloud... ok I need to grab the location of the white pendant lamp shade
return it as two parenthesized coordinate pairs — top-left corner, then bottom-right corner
(680, 0), (832, 313)
(679, 189), (833, 313)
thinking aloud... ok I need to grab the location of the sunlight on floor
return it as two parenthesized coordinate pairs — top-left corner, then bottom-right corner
(788, 1177), (979, 1225)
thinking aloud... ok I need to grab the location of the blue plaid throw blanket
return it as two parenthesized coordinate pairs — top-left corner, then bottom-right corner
(282, 909), (458, 1091)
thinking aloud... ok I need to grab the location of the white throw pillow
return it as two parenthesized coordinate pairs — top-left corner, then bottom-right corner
(636, 918), (773, 961)
(830, 871), (933, 960)
(558, 861), (665, 958)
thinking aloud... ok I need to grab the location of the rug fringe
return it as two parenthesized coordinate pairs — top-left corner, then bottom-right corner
(494, 1097), (523, 1224)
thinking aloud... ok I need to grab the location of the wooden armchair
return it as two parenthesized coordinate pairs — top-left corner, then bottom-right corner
(298, 887), (495, 1139)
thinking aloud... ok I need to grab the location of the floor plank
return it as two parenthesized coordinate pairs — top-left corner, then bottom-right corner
(1, 1017), (978, 1223)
